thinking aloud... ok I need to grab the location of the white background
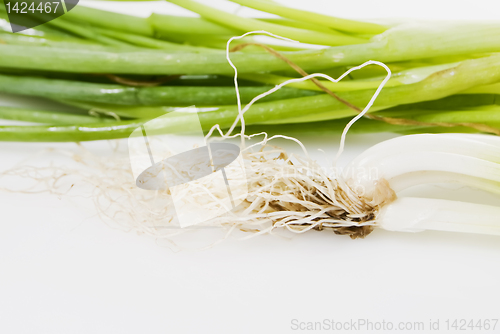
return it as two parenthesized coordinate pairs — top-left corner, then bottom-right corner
(1, 1), (500, 333)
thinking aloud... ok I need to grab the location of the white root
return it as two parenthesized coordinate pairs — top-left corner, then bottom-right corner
(3, 133), (499, 243)
(0, 142), (390, 244)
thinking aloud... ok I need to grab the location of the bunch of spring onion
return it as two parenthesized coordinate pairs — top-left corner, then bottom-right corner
(0, 0), (499, 241)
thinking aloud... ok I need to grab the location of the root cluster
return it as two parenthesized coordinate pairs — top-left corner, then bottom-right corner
(1, 142), (388, 246)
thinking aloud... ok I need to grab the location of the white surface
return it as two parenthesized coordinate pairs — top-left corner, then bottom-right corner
(1, 1), (500, 334)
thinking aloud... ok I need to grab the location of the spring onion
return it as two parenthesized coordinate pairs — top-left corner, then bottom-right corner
(0, 0), (499, 243)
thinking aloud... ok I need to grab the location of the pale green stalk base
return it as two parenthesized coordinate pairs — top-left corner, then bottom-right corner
(379, 197), (500, 235)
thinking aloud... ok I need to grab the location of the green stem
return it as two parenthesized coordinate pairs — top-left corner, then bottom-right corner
(132, 84), (320, 105)
(0, 31), (110, 49)
(245, 117), (425, 135)
(62, 4), (154, 37)
(0, 74), (320, 105)
(463, 82), (500, 94)
(0, 120), (146, 142)
(387, 94), (500, 111)
(92, 26), (218, 51)
(150, 13), (337, 37)
(0, 106), (114, 124)
(238, 72), (403, 91)
(165, 0), (368, 46)
(228, 0), (387, 34)
(1, 23), (500, 75)
(377, 106), (500, 123)
(260, 55), (500, 124)
(259, 18), (345, 35)
(47, 18), (133, 47)
(149, 13), (239, 36)
(247, 108), (500, 135)
(162, 33), (307, 51)
(59, 56), (500, 125)
(3, 105), (499, 142)
(238, 61), (464, 91)
(62, 102), (178, 119)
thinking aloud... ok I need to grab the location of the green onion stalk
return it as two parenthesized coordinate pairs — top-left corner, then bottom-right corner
(1, 53), (500, 141)
(0, 1), (498, 143)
